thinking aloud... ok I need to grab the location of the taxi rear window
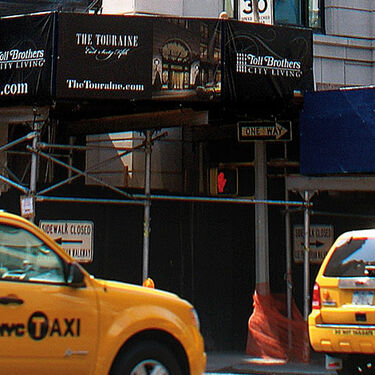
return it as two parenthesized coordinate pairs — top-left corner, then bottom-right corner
(324, 237), (375, 277)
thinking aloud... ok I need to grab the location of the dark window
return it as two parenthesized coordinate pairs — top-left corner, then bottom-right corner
(274, 0), (324, 32)
(307, 0), (323, 30)
(324, 237), (375, 277)
(274, 0), (301, 25)
(224, 0), (235, 18)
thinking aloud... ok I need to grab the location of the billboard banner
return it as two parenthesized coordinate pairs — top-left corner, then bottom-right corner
(151, 18), (222, 102)
(56, 15), (222, 102)
(0, 13), (55, 103)
(223, 20), (313, 107)
(0, 13), (313, 107)
(56, 13), (153, 100)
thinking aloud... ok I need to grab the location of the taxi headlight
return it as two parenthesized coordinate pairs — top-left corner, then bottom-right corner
(190, 308), (200, 330)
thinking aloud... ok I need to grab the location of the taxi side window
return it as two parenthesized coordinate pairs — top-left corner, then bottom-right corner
(0, 223), (65, 284)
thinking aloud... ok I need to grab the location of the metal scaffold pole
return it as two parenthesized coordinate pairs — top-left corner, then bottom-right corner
(30, 127), (39, 195)
(255, 141), (269, 295)
(303, 190), (314, 362)
(142, 130), (152, 282)
(303, 190), (312, 321)
(28, 122), (41, 223)
(285, 187), (293, 350)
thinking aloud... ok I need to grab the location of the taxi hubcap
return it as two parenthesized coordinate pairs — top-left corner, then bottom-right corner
(131, 359), (169, 375)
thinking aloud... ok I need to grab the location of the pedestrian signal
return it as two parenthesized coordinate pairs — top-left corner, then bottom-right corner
(209, 167), (238, 196)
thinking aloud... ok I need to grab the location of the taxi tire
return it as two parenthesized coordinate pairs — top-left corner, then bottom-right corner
(112, 340), (183, 375)
(356, 356), (375, 375)
(339, 356), (375, 375)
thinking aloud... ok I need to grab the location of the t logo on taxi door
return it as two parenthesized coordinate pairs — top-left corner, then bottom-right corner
(28, 312), (81, 340)
(28, 311), (49, 340)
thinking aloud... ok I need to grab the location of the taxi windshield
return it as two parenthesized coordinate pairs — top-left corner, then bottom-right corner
(324, 237), (375, 277)
(0, 223), (65, 283)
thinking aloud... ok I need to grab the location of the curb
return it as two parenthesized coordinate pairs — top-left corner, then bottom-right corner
(206, 353), (338, 375)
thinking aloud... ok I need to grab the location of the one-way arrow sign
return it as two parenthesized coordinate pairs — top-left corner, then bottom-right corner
(55, 237), (83, 245)
(237, 120), (292, 142)
(293, 224), (334, 264)
(300, 240), (325, 248)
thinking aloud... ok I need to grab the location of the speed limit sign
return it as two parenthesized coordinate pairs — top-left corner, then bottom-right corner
(239, 0), (274, 24)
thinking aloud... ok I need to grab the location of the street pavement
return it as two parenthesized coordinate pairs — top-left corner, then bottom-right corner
(205, 351), (338, 375)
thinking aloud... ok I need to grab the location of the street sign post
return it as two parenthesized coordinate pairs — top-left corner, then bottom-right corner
(20, 195), (35, 219)
(237, 120), (292, 142)
(39, 220), (94, 263)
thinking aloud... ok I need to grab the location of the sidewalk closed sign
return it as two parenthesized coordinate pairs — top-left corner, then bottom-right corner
(39, 220), (94, 263)
(293, 224), (334, 264)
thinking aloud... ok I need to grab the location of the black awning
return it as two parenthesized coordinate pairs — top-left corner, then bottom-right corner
(0, 12), (313, 112)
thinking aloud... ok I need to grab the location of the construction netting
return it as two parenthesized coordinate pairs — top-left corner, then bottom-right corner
(246, 292), (310, 363)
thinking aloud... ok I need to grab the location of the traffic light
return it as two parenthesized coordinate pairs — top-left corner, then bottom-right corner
(209, 167), (238, 196)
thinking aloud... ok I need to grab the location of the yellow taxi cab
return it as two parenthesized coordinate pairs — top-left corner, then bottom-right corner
(309, 229), (375, 375)
(0, 211), (206, 375)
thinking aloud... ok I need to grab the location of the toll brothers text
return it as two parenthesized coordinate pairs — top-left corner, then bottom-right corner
(0, 48), (45, 70)
(237, 53), (302, 78)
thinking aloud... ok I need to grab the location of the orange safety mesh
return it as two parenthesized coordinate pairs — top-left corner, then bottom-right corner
(246, 292), (310, 363)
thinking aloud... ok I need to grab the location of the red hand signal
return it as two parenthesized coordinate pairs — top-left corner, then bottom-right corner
(217, 171), (227, 193)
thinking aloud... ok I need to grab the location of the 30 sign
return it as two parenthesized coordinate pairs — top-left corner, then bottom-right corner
(239, 0), (274, 24)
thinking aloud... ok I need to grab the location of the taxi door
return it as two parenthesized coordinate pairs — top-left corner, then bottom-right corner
(0, 280), (98, 375)
(0, 221), (98, 375)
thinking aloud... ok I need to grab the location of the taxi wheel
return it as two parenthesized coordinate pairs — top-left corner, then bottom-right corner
(356, 358), (375, 375)
(112, 340), (183, 375)
(339, 356), (375, 375)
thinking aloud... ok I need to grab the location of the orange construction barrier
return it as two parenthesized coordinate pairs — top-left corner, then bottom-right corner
(246, 292), (310, 363)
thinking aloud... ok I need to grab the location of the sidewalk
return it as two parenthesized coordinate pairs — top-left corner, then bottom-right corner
(206, 351), (338, 374)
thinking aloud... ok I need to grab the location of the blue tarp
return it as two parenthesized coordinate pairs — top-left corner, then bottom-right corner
(300, 87), (375, 175)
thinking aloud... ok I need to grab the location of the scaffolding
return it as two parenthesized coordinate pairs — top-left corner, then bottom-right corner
(0, 106), (314, 329)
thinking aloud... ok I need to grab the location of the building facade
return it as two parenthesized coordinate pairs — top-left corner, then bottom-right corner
(314, 1), (375, 90)
(102, 0), (374, 91)
(91, 1), (375, 192)
(0, 0), (373, 352)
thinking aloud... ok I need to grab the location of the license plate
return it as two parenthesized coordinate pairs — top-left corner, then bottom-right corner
(352, 291), (374, 305)
(334, 328), (373, 336)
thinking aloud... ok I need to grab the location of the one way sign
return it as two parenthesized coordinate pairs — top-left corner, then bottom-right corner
(237, 120), (292, 142)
